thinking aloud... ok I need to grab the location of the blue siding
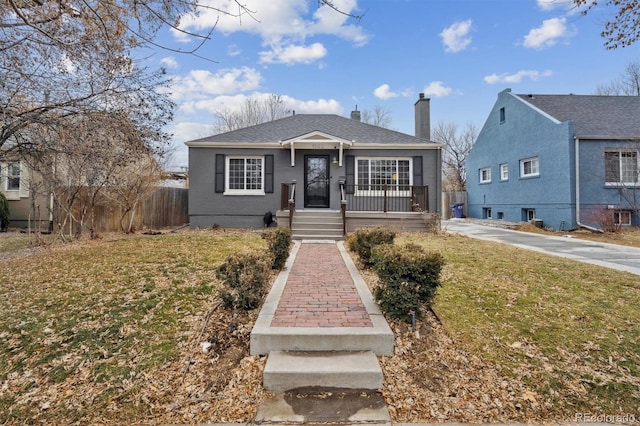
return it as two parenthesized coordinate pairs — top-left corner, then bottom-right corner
(467, 90), (576, 230)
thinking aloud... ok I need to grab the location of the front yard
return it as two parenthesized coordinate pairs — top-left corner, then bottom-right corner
(0, 228), (638, 424)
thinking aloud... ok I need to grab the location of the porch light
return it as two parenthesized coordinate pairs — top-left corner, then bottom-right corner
(332, 156), (339, 165)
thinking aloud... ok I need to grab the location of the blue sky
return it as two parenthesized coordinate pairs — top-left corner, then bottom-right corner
(149, 0), (640, 169)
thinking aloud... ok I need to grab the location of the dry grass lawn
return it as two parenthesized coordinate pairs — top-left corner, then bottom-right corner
(0, 227), (639, 424)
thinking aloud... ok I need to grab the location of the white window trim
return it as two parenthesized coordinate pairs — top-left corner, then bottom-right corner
(354, 157), (413, 197)
(520, 157), (540, 178)
(479, 167), (491, 183)
(500, 163), (508, 181)
(1, 161), (28, 200)
(614, 210), (632, 226)
(224, 155), (265, 196)
(604, 149), (639, 187)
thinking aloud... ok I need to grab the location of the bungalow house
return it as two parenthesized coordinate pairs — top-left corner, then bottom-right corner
(466, 88), (640, 230)
(186, 94), (443, 238)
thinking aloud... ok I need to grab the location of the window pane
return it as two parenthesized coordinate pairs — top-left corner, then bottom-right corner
(621, 151), (638, 183)
(357, 159), (369, 190)
(228, 159), (245, 190)
(7, 163), (20, 191)
(246, 158), (262, 190)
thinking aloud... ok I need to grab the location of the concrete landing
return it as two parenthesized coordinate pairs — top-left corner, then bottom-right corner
(255, 387), (390, 424)
(263, 350), (383, 392)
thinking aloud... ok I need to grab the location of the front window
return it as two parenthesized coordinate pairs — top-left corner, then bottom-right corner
(520, 157), (539, 178)
(356, 158), (411, 193)
(7, 162), (20, 191)
(480, 167), (491, 183)
(225, 156), (264, 194)
(605, 150), (638, 185)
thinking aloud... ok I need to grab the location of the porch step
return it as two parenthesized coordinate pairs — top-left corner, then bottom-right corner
(289, 210), (344, 240)
(263, 350), (383, 392)
(250, 321), (394, 355)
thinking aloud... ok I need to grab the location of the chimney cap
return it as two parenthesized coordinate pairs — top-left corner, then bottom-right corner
(419, 93), (425, 99)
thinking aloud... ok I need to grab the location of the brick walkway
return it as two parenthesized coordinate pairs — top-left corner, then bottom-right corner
(270, 243), (373, 328)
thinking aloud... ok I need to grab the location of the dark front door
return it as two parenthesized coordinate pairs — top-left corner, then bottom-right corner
(304, 155), (330, 208)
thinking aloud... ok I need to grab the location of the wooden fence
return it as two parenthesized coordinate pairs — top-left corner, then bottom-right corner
(58, 186), (188, 234)
(442, 191), (467, 219)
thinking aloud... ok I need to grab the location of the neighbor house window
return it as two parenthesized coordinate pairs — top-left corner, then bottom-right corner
(524, 209), (536, 221)
(356, 158), (411, 193)
(605, 150), (638, 186)
(480, 167), (491, 183)
(520, 157), (539, 177)
(483, 207), (492, 219)
(499, 107), (505, 123)
(225, 156), (264, 194)
(6, 162), (20, 191)
(614, 210), (631, 226)
(500, 163), (508, 181)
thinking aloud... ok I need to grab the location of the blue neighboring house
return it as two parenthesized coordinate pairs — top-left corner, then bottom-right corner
(466, 88), (640, 231)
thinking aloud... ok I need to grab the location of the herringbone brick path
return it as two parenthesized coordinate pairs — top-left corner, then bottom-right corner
(270, 243), (373, 327)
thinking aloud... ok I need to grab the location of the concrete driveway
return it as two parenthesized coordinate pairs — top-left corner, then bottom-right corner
(442, 219), (640, 276)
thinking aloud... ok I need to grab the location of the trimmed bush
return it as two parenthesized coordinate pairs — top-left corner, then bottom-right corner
(262, 227), (292, 270)
(347, 226), (396, 267)
(216, 251), (271, 310)
(0, 193), (9, 232)
(371, 243), (444, 323)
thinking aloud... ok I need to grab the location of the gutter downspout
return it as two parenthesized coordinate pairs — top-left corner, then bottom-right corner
(574, 136), (603, 232)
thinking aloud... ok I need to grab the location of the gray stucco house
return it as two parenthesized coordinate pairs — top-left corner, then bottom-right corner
(186, 94), (443, 237)
(466, 88), (640, 231)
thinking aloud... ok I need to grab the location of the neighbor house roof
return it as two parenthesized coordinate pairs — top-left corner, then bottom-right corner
(186, 114), (437, 146)
(516, 94), (640, 138)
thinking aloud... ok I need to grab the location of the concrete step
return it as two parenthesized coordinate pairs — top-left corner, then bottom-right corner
(263, 351), (383, 392)
(251, 323), (393, 355)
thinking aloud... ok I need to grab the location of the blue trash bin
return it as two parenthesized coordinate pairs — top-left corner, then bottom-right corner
(451, 203), (464, 218)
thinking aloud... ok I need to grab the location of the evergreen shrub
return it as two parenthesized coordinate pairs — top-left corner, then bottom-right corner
(346, 226), (396, 267)
(371, 243), (445, 323)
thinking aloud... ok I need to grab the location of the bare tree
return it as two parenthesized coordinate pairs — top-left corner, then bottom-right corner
(432, 121), (477, 191)
(213, 94), (292, 133)
(575, 0), (640, 49)
(27, 112), (161, 239)
(361, 105), (392, 128)
(596, 61), (640, 95)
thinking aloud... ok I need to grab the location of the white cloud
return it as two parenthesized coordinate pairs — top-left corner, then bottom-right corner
(373, 84), (399, 100)
(440, 19), (472, 53)
(160, 57), (178, 69)
(523, 17), (570, 49)
(259, 42), (327, 65)
(484, 69), (553, 84)
(170, 67), (262, 104)
(173, 0), (369, 59)
(423, 81), (453, 97)
(536, 0), (561, 11)
(227, 44), (241, 57)
(177, 92), (342, 116)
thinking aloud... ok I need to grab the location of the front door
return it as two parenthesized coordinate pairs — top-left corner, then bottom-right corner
(304, 155), (330, 208)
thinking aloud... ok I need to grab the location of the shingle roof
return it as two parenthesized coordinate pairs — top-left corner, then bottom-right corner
(516, 94), (640, 137)
(187, 114), (433, 145)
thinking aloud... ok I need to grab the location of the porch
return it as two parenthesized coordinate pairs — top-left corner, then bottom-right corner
(277, 182), (437, 239)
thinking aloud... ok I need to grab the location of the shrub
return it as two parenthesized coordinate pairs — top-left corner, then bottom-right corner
(347, 226), (396, 267)
(371, 243), (444, 323)
(262, 227), (292, 270)
(0, 193), (9, 232)
(216, 251), (271, 310)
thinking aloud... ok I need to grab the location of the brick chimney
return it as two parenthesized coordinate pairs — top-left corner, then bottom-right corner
(350, 105), (361, 122)
(414, 93), (430, 140)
